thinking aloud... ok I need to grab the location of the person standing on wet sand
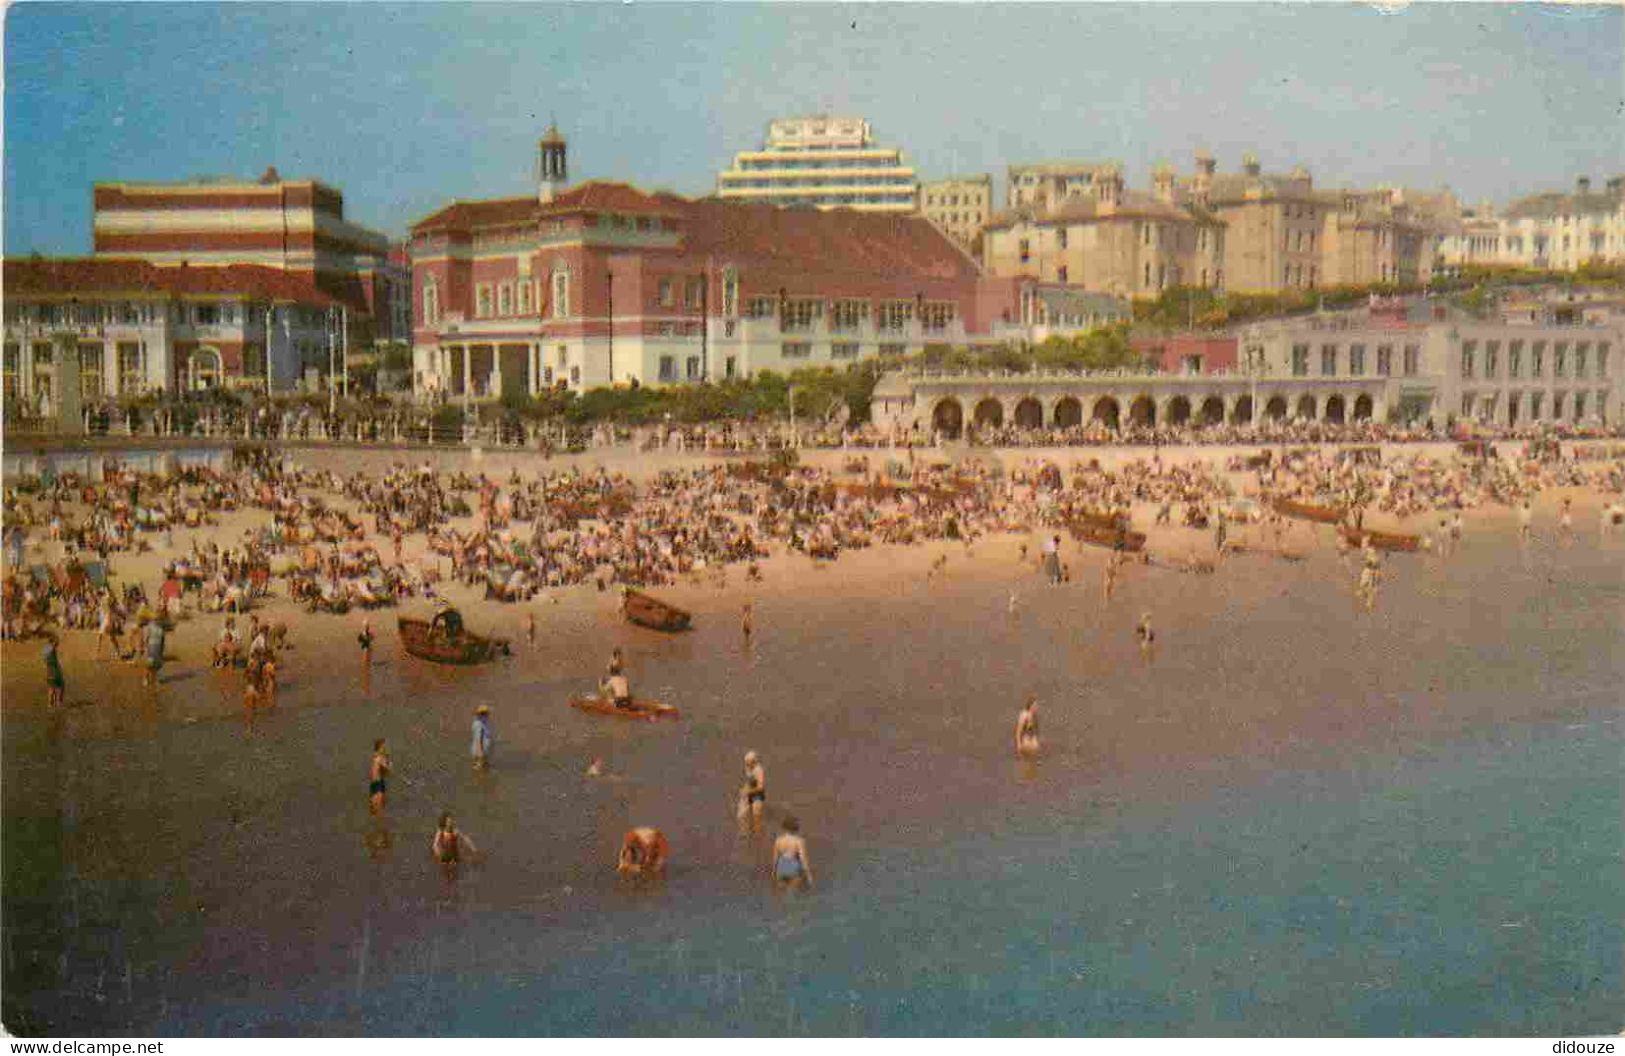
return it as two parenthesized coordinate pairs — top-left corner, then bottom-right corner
(1041, 534), (1062, 585)
(1015, 696), (1040, 756)
(432, 812), (477, 866)
(1559, 498), (1574, 544)
(43, 633), (65, 709)
(142, 617), (166, 688)
(369, 739), (391, 814)
(741, 602), (754, 641)
(358, 619), (374, 665)
(525, 611), (536, 646)
(471, 705), (493, 770)
(1136, 612), (1155, 658)
(1519, 500), (1533, 540)
(739, 751), (766, 825)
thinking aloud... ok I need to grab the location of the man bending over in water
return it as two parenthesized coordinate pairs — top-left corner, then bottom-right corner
(1015, 696), (1040, 756)
(772, 817), (813, 889)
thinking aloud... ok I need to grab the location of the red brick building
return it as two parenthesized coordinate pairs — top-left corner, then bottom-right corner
(409, 130), (1015, 399)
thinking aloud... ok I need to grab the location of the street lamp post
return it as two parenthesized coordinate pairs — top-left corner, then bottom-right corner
(327, 307), (337, 418)
(606, 270), (615, 386)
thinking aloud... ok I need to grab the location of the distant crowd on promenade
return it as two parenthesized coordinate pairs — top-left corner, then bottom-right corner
(22, 395), (1625, 455)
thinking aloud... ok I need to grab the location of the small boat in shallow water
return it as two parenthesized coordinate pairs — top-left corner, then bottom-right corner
(570, 695), (680, 721)
(398, 610), (509, 664)
(622, 588), (692, 632)
(1338, 526), (1421, 553)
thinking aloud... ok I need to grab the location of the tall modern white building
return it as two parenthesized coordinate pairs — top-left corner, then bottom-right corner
(715, 117), (918, 213)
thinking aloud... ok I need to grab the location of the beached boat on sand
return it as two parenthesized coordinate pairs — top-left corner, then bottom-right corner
(621, 588), (692, 632)
(1069, 509), (1130, 533)
(1271, 498), (1347, 524)
(569, 695), (681, 722)
(1338, 526), (1421, 553)
(1069, 521), (1147, 552)
(398, 609), (509, 664)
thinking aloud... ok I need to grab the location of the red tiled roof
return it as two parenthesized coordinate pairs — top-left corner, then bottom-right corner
(543, 181), (677, 217)
(412, 182), (679, 235)
(1, 258), (353, 308)
(412, 196), (538, 235)
(663, 197), (979, 285)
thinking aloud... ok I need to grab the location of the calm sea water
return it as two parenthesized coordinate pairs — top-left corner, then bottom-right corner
(4, 521), (1621, 1036)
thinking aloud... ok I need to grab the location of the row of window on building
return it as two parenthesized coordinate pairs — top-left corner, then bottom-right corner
(738, 157), (906, 171)
(1289, 343), (1424, 378)
(1459, 338), (1611, 381)
(722, 176), (917, 189)
(4, 301), (330, 330)
(773, 193), (917, 208)
(740, 297), (957, 333)
(1460, 388), (1611, 422)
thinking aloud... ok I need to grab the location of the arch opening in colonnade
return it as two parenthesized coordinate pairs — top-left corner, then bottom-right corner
(1296, 394), (1318, 420)
(1198, 396), (1225, 427)
(187, 348), (222, 391)
(1013, 397), (1044, 429)
(1128, 396), (1156, 427)
(1091, 397), (1120, 431)
(1264, 396), (1288, 421)
(1231, 395), (1253, 424)
(1352, 394), (1374, 421)
(1054, 397), (1083, 428)
(1324, 395), (1346, 425)
(972, 398), (1004, 429)
(1166, 396), (1191, 426)
(932, 398), (964, 440)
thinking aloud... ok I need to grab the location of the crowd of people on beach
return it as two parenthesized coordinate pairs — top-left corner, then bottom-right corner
(6, 428), (1623, 893)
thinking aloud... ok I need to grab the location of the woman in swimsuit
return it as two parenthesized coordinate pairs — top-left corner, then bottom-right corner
(772, 816), (812, 889)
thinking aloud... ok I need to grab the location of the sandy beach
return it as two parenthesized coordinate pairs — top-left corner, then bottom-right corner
(3, 440), (1622, 1035)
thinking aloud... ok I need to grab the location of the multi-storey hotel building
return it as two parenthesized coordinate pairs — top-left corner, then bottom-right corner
(1438, 176), (1625, 271)
(715, 117), (918, 213)
(91, 171), (405, 338)
(921, 175), (992, 251)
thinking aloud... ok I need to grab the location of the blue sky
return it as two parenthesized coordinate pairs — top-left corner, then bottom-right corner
(4, 2), (1621, 254)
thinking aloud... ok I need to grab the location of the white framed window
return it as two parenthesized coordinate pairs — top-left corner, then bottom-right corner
(551, 270), (570, 319)
(476, 285), (493, 318)
(831, 342), (860, 360)
(498, 284), (512, 316)
(658, 279), (674, 308)
(831, 300), (866, 332)
(722, 269), (738, 317)
(518, 281), (533, 314)
(781, 342), (812, 359)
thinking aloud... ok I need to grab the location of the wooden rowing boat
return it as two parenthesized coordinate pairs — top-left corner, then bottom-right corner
(622, 588), (692, 632)
(1069, 522), (1147, 552)
(1070, 509), (1129, 532)
(397, 611), (509, 664)
(1271, 498), (1346, 524)
(570, 695), (680, 721)
(1338, 526), (1421, 553)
